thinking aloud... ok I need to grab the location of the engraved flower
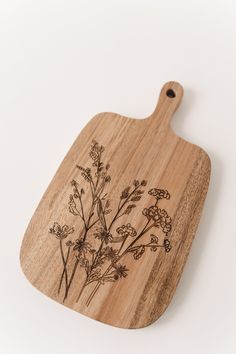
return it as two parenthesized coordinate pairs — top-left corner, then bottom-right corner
(101, 246), (118, 261)
(94, 227), (113, 244)
(163, 239), (171, 253)
(133, 246), (145, 260)
(89, 140), (105, 167)
(73, 239), (92, 254)
(116, 223), (137, 238)
(142, 206), (172, 235)
(89, 140), (100, 162)
(49, 222), (74, 239)
(113, 264), (129, 279)
(148, 188), (170, 201)
(142, 205), (159, 219)
(154, 209), (172, 234)
(150, 234), (158, 244)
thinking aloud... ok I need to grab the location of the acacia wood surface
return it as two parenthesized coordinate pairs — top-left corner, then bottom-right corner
(20, 81), (211, 329)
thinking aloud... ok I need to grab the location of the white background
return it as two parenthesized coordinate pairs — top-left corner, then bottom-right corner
(0, 1), (235, 353)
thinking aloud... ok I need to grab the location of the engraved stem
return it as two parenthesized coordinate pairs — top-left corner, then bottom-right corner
(58, 245), (71, 294)
(59, 239), (69, 301)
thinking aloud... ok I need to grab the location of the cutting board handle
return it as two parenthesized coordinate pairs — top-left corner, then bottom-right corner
(149, 81), (184, 126)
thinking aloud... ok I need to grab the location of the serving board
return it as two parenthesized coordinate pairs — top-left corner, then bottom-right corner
(20, 81), (211, 329)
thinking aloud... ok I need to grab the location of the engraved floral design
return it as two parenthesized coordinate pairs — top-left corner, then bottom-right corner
(49, 222), (74, 239)
(49, 140), (172, 305)
(142, 206), (172, 235)
(113, 264), (128, 278)
(148, 188), (170, 201)
(94, 228), (113, 244)
(116, 223), (137, 238)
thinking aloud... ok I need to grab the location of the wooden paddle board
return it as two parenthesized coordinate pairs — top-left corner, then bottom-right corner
(20, 81), (211, 328)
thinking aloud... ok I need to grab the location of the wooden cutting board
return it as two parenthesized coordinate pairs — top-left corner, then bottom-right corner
(20, 81), (211, 329)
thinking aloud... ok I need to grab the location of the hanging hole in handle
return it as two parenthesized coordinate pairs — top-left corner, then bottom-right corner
(166, 89), (176, 98)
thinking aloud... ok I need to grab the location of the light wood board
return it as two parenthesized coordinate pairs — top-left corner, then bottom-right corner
(20, 82), (211, 328)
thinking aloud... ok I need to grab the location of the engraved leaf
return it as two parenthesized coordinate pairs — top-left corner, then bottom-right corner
(133, 246), (145, 260)
(97, 199), (106, 228)
(121, 186), (130, 199)
(131, 195), (142, 202)
(110, 235), (126, 243)
(150, 234), (158, 244)
(124, 204), (136, 215)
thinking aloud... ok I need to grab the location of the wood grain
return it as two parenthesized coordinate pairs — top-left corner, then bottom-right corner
(20, 82), (211, 328)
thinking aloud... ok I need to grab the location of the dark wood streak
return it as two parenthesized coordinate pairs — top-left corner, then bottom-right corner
(130, 149), (211, 328)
